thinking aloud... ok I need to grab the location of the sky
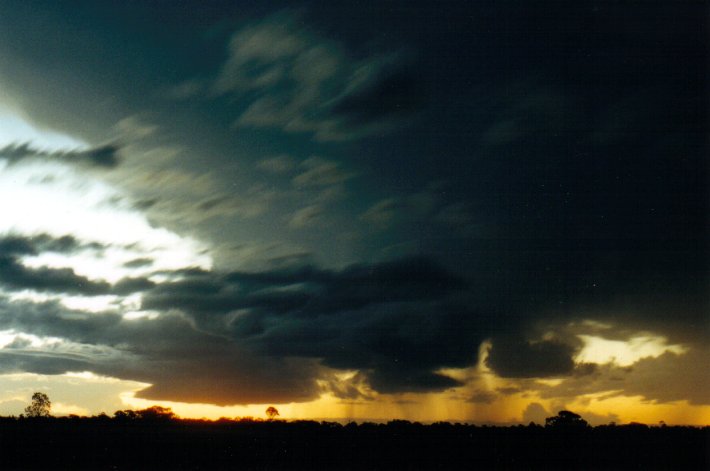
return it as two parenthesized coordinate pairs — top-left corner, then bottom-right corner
(0, 0), (707, 424)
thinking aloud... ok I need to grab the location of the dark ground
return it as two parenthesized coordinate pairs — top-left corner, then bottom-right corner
(0, 417), (707, 470)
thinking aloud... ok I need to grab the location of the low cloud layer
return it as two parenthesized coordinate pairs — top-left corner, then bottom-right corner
(0, 232), (705, 408)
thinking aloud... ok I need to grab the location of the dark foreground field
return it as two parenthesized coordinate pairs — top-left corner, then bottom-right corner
(0, 417), (707, 470)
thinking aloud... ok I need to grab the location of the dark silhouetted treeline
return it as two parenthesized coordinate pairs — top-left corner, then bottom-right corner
(0, 411), (707, 469)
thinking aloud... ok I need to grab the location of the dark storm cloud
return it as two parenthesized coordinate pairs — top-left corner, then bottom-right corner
(0, 296), (320, 405)
(485, 336), (577, 378)
(144, 256), (465, 316)
(140, 257), (480, 393)
(0, 142), (122, 168)
(0, 249), (704, 404)
(141, 238), (707, 396)
(0, 0), (704, 409)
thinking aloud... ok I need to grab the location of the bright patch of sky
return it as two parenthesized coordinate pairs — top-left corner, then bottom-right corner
(0, 372), (149, 417)
(0, 160), (210, 282)
(575, 334), (688, 367)
(0, 107), (87, 151)
(0, 108), (211, 319)
(0, 107), (209, 281)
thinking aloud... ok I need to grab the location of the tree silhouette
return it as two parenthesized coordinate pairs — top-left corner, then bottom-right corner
(265, 406), (279, 420)
(136, 406), (176, 421)
(24, 392), (51, 418)
(545, 410), (589, 429)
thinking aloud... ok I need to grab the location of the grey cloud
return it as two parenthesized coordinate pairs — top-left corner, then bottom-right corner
(214, 11), (421, 141)
(265, 251), (314, 270)
(533, 348), (710, 406)
(289, 205), (324, 229)
(0, 237), (703, 404)
(163, 79), (205, 100)
(360, 198), (400, 227)
(215, 12), (309, 94)
(256, 154), (297, 174)
(434, 202), (481, 235)
(292, 157), (355, 188)
(485, 336), (578, 378)
(141, 256), (474, 394)
(0, 350), (93, 376)
(0, 234), (155, 297)
(111, 277), (156, 295)
(330, 67), (424, 125)
(195, 194), (267, 219)
(368, 367), (463, 394)
(360, 183), (446, 229)
(141, 249), (703, 398)
(123, 258), (153, 268)
(1, 247), (705, 405)
(0, 255), (112, 295)
(0, 233), (101, 256)
(0, 296), (321, 405)
(0, 142), (121, 169)
(478, 84), (570, 146)
(467, 390), (498, 404)
(4, 336), (32, 349)
(115, 115), (158, 140)
(132, 198), (159, 210)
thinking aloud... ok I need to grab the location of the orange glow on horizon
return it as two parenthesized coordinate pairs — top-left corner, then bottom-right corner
(1, 370), (707, 426)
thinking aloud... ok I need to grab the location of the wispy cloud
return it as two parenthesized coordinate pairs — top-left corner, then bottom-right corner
(289, 205), (324, 229)
(211, 11), (423, 141)
(0, 142), (122, 169)
(292, 157), (355, 189)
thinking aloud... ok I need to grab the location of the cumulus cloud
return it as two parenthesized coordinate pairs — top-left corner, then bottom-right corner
(213, 11), (423, 141)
